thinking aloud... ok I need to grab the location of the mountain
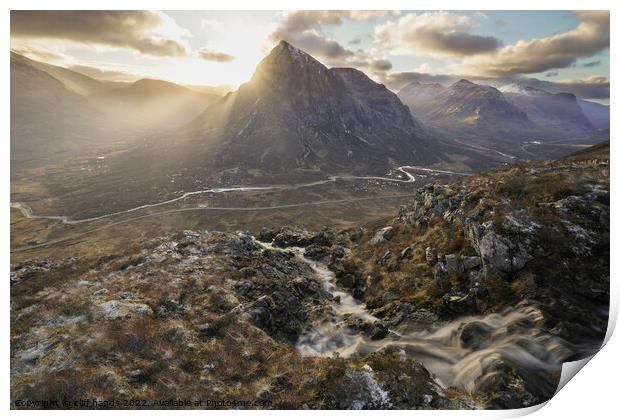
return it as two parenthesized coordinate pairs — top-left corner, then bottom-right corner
(398, 78), (607, 149)
(11, 51), (109, 96)
(10, 52), (105, 166)
(184, 41), (460, 174)
(500, 84), (594, 133)
(10, 52), (223, 169)
(95, 78), (220, 129)
(578, 98), (610, 130)
(399, 79), (528, 129)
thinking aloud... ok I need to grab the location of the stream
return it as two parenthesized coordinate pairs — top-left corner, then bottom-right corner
(272, 243), (579, 396)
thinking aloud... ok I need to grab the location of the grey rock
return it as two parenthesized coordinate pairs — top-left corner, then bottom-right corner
(99, 300), (153, 320)
(445, 253), (464, 275)
(399, 246), (413, 260)
(382, 291), (398, 303)
(425, 246), (437, 266)
(370, 226), (394, 245)
(434, 262), (449, 287)
(463, 256), (481, 270)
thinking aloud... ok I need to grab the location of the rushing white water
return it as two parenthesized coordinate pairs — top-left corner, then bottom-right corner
(265, 242), (577, 394)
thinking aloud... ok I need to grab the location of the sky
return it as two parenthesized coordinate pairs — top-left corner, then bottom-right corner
(10, 10), (610, 102)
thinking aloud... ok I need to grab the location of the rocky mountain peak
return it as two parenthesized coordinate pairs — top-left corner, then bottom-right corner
(250, 40), (329, 86)
(452, 79), (476, 89)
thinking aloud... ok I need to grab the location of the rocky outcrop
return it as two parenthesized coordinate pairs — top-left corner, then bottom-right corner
(370, 226), (394, 245)
(98, 300), (154, 320)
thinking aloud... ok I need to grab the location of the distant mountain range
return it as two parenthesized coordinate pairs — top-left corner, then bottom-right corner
(10, 51), (220, 167)
(398, 78), (609, 144)
(10, 42), (610, 179)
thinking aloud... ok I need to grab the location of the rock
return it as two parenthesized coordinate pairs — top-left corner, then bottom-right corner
(127, 369), (147, 384)
(379, 251), (391, 264)
(99, 300), (153, 320)
(458, 321), (493, 350)
(399, 245), (414, 260)
(434, 262), (449, 287)
(331, 245), (351, 259)
(463, 256), (481, 270)
(304, 244), (331, 261)
(382, 291), (398, 303)
(444, 254), (464, 275)
(235, 279), (254, 296)
(370, 226), (394, 245)
(337, 273), (357, 289)
(257, 227), (277, 242)
(327, 369), (392, 409)
(231, 232), (259, 252)
(368, 322), (389, 340)
(425, 247), (437, 266)
(196, 323), (217, 338)
(443, 294), (475, 315)
(465, 220), (533, 278)
(245, 291), (306, 343)
(272, 227), (333, 248)
(119, 291), (135, 300)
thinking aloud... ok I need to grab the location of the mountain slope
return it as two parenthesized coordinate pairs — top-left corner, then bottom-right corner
(578, 99), (610, 130)
(500, 84), (594, 133)
(11, 51), (109, 96)
(10, 52), (105, 166)
(400, 79), (528, 127)
(185, 41), (457, 174)
(95, 78), (220, 129)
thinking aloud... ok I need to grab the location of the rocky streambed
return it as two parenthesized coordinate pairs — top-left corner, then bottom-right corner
(257, 238), (573, 405)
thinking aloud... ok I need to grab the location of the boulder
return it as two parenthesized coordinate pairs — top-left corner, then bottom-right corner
(463, 256), (481, 270)
(434, 262), (449, 287)
(465, 220), (533, 278)
(445, 254), (464, 275)
(370, 227), (394, 245)
(99, 300), (153, 320)
(399, 245), (414, 260)
(257, 227), (277, 242)
(245, 291), (307, 343)
(273, 227), (314, 248)
(425, 247), (438, 266)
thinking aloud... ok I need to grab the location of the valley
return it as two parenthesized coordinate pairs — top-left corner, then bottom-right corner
(9, 21), (610, 411)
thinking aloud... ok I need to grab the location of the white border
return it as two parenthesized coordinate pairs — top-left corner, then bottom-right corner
(3, 1), (617, 419)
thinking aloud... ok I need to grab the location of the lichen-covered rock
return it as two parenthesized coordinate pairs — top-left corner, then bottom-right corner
(370, 226), (394, 245)
(98, 300), (154, 320)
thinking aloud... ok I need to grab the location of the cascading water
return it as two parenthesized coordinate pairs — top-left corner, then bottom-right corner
(263, 242), (579, 396)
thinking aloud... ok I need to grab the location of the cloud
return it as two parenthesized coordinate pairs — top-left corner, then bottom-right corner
(458, 11), (609, 76)
(269, 11), (398, 62)
(520, 76), (609, 100)
(545, 71), (559, 77)
(269, 11), (352, 60)
(10, 10), (189, 57)
(369, 59), (392, 72)
(375, 12), (502, 57)
(581, 60), (601, 68)
(197, 48), (235, 63)
(348, 37), (362, 45)
(382, 70), (609, 101)
(68, 64), (142, 82)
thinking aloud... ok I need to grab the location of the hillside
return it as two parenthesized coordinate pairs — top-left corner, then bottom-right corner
(10, 142), (609, 409)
